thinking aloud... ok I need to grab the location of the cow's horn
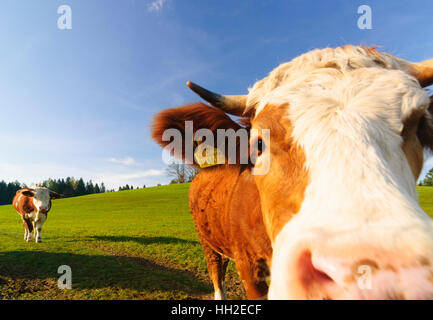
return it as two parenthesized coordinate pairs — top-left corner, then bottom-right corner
(186, 81), (247, 116)
(412, 59), (433, 87)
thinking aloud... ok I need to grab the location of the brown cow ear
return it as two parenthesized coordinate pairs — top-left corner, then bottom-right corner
(151, 103), (245, 166)
(22, 191), (34, 197)
(49, 191), (63, 199)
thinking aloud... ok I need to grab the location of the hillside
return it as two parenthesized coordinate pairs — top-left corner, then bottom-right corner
(0, 183), (244, 299)
(0, 184), (432, 299)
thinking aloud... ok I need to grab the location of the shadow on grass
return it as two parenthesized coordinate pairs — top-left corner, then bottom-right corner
(0, 250), (210, 297)
(89, 235), (198, 246)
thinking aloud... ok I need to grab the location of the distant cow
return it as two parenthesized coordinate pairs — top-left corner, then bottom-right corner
(153, 45), (433, 300)
(13, 187), (62, 243)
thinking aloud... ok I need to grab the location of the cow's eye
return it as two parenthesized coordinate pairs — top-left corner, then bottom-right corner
(251, 137), (265, 157)
(257, 138), (265, 156)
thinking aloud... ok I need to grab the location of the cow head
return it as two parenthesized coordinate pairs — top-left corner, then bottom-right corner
(23, 187), (63, 213)
(154, 45), (433, 299)
(244, 47), (433, 300)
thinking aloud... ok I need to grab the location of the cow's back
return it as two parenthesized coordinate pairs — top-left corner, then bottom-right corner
(12, 189), (36, 215)
(189, 165), (272, 264)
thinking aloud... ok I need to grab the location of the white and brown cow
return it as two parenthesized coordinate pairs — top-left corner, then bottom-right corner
(13, 187), (62, 243)
(153, 45), (433, 299)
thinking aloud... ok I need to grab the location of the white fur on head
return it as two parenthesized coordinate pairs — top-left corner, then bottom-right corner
(29, 186), (51, 213)
(246, 46), (417, 113)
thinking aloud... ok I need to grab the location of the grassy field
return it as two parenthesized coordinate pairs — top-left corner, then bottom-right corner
(1, 184), (433, 300)
(0, 183), (244, 300)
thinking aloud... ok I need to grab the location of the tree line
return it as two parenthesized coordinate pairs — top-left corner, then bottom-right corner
(421, 168), (433, 186)
(0, 162), (199, 205)
(0, 181), (22, 206)
(118, 184), (145, 191)
(41, 177), (106, 197)
(0, 177), (108, 205)
(166, 163), (199, 184)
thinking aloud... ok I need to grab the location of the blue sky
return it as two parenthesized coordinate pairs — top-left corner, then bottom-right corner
(0, 0), (432, 188)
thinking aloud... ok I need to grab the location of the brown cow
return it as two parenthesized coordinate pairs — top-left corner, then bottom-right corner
(13, 187), (62, 243)
(153, 104), (272, 299)
(152, 46), (433, 299)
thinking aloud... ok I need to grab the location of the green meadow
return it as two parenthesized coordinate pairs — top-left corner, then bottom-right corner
(0, 183), (243, 300)
(0, 184), (432, 300)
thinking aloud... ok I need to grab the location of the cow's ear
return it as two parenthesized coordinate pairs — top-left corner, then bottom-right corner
(22, 191), (34, 197)
(151, 103), (244, 165)
(49, 191), (63, 199)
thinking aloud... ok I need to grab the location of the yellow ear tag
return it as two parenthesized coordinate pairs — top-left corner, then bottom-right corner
(193, 138), (226, 168)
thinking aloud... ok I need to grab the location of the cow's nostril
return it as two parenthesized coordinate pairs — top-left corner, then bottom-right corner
(297, 250), (334, 297)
